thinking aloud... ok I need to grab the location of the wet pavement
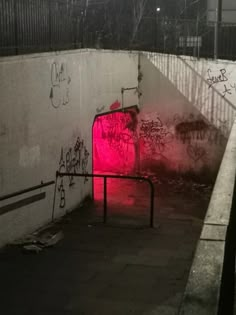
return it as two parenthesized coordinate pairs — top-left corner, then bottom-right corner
(0, 179), (212, 315)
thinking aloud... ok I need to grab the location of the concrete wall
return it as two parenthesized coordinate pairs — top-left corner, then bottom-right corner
(145, 53), (236, 133)
(188, 56), (236, 114)
(138, 53), (236, 179)
(0, 49), (138, 246)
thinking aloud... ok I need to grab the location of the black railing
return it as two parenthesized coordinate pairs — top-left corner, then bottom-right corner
(55, 172), (155, 228)
(1, 0), (236, 60)
(0, 180), (55, 202)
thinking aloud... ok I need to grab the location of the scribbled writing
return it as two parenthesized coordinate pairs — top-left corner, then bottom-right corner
(57, 137), (89, 208)
(207, 68), (228, 88)
(49, 62), (71, 109)
(139, 117), (173, 158)
(222, 84), (232, 98)
(206, 68), (236, 99)
(96, 112), (137, 159)
(94, 110), (139, 176)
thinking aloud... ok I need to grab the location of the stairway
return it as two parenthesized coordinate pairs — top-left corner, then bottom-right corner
(144, 52), (236, 137)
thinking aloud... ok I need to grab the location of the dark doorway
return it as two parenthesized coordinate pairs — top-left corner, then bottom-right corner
(93, 109), (139, 175)
(92, 108), (148, 224)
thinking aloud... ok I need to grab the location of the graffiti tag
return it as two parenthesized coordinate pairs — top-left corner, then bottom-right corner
(206, 68), (228, 88)
(57, 137), (89, 208)
(49, 62), (71, 109)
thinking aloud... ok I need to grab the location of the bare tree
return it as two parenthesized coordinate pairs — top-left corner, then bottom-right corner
(130, 0), (148, 46)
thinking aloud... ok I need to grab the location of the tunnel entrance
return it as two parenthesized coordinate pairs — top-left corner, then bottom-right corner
(92, 108), (139, 175)
(92, 107), (149, 224)
(91, 107), (212, 226)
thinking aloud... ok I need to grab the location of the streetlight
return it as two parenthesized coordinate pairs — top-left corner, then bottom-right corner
(155, 7), (161, 50)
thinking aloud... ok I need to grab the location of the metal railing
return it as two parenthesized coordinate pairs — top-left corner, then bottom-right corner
(1, 0), (236, 60)
(55, 172), (155, 228)
(0, 180), (55, 202)
(146, 52), (236, 136)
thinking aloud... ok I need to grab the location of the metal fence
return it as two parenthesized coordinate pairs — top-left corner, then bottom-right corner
(134, 18), (236, 60)
(0, 0), (82, 56)
(1, 0), (236, 60)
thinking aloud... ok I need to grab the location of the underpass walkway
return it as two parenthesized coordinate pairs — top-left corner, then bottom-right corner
(0, 179), (212, 315)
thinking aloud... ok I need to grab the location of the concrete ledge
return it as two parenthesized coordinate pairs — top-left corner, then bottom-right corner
(179, 240), (224, 315)
(179, 119), (236, 315)
(204, 120), (236, 225)
(201, 224), (227, 241)
(0, 48), (139, 63)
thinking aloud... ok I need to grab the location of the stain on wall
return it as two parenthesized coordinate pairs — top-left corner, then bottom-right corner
(0, 124), (7, 137)
(174, 114), (225, 145)
(19, 145), (40, 168)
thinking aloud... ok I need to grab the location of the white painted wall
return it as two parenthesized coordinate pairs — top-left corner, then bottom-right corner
(1, 49), (235, 247)
(0, 49), (138, 246)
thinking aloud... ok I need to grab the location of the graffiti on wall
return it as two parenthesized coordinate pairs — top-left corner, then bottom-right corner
(94, 108), (226, 174)
(174, 114), (225, 146)
(110, 100), (121, 111)
(175, 118), (209, 143)
(96, 112), (137, 158)
(206, 68), (228, 88)
(57, 137), (89, 208)
(187, 143), (207, 162)
(139, 116), (174, 159)
(206, 68), (236, 98)
(93, 110), (138, 173)
(49, 62), (71, 109)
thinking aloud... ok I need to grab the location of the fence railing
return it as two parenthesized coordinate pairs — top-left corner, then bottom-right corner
(146, 52), (236, 135)
(1, 0), (236, 60)
(54, 172), (155, 227)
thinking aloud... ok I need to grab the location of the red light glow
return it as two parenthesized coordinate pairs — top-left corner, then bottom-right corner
(93, 111), (136, 174)
(93, 111), (138, 203)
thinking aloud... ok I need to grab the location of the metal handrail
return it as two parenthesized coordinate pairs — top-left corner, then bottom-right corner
(55, 172), (155, 228)
(0, 180), (55, 202)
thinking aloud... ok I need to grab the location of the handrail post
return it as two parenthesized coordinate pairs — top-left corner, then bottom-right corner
(103, 176), (107, 224)
(149, 181), (154, 228)
(56, 172), (155, 228)
(51, 174), (58, 222)
(14, 0), (18, 55)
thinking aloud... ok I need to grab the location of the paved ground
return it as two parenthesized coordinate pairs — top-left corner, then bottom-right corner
(0, 179), (212, 315)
